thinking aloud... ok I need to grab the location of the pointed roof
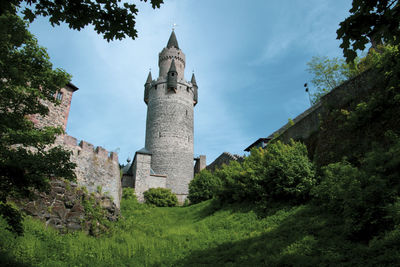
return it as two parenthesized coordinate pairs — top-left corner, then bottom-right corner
(168, 59), (177, 73)
(145, 71), (152, 84)
(167, 30), (179, 49)
(191, 73), (197, 86)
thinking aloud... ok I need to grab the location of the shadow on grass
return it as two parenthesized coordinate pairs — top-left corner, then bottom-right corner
(159, 204), (374, 267)
(0, 251), (32, 267)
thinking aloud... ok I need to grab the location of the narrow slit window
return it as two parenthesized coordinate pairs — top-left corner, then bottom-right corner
(56, 92), (63, 101)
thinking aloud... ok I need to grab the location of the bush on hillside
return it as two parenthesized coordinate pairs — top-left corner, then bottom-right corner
(216, 140), (316, 204)
(258, 140), (316, 203)
(312, 131), (400, 240)
(188, 169), (222, 204)
(143, 188), (178, 207)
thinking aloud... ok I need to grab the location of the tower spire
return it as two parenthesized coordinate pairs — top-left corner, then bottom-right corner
(167, 59), (178, 92)
(167, 31), (179, 49)
(191, 73), (197, 86)
(145, 71), (152, 84)
(168, 59), (177, 73)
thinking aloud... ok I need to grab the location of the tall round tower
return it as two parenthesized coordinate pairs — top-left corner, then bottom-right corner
(144, 31), (198, 202)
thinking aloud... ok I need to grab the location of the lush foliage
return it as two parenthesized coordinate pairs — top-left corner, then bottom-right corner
(122, 188), (137, 202)
(1, 198), (400, 266)
(193, 140), (315, 205)
(188, 169), (222, 204)
(1, 0), (164, 41)
(315, 45), (400, 167)
(311, 45), (400, 241)
(312, 137), (400, 240)
(0, 12), (76, 234)
(143, 188), (178, 207)
(337, 0), (399, 62)
(306, 56), (358, 103)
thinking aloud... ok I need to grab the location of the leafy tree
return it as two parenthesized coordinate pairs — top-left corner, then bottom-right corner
(143, 188), (178, 207)
(306, 56), (359, 104)
(337, 0), (400, 63)
(1, 0), (164, 235)
(0, 12), (76, 234)
(1, 0), (164, 41)
(188, 169), (222, 204)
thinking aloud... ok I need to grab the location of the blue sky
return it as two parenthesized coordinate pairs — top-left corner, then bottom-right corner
(28, 0), (353, 165)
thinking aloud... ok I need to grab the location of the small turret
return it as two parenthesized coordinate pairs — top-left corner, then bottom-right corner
(191, 73), (198, 106)
(167, 31), (179, 49)
(167, 59), (178, 92)
(144, 71), (152, 104)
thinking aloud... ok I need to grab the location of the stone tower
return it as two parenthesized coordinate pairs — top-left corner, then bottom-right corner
(143, 30), (198, 202)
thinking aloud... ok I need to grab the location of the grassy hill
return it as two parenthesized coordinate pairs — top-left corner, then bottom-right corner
(1, 197), (399, 266)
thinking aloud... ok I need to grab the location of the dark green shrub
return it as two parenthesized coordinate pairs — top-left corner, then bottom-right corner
(188, 169), (222, 204)
(257, 140), (316, 203)
(312, 131), (400, 240)
(311, 161), (362, 215)
(122, 188), (137, 201)
(214, 160), (247, 203)
(143, 188), (178, 207)
(216, 140), (316, 204)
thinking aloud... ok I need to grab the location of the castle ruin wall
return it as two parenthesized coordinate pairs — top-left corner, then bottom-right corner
(56, 135), (122, 208)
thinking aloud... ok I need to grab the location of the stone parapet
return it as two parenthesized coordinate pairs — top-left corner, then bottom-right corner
(58, 134), (122, 208)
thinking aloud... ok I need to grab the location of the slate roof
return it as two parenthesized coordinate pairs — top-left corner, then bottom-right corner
(191, 73), (197, 86)
(244, 138), (271, 152)
(145, 71), (152, 84)
(167, 31), (179, 49)
(136, 147), (152, 155)
(66, 82), (79, 91)
(169, 59), (177, 72)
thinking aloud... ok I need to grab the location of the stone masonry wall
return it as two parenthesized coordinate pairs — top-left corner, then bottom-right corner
(132, 153), (166, 202)
(56, 135), (122, 209)
(269, 70), (375, 145)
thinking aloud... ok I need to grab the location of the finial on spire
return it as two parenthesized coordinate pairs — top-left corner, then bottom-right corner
(172, 23), (178, 31)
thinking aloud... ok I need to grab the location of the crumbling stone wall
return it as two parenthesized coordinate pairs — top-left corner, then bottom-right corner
(56, 135), (122, 208)
(16, 179), (119, 234)
(28, 82), (122, 209)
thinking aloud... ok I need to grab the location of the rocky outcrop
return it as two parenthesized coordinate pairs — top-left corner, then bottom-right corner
(15, 179), (119, 235)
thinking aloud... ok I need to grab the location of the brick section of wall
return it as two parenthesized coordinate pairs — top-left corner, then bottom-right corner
(31, 86), (74, 131)
(207, 152), (244, 172)
(132, 153), (166, 202)
(55, 135), (122, 208)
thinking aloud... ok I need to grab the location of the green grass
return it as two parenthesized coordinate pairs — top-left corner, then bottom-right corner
(1, 199), (399, 266)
